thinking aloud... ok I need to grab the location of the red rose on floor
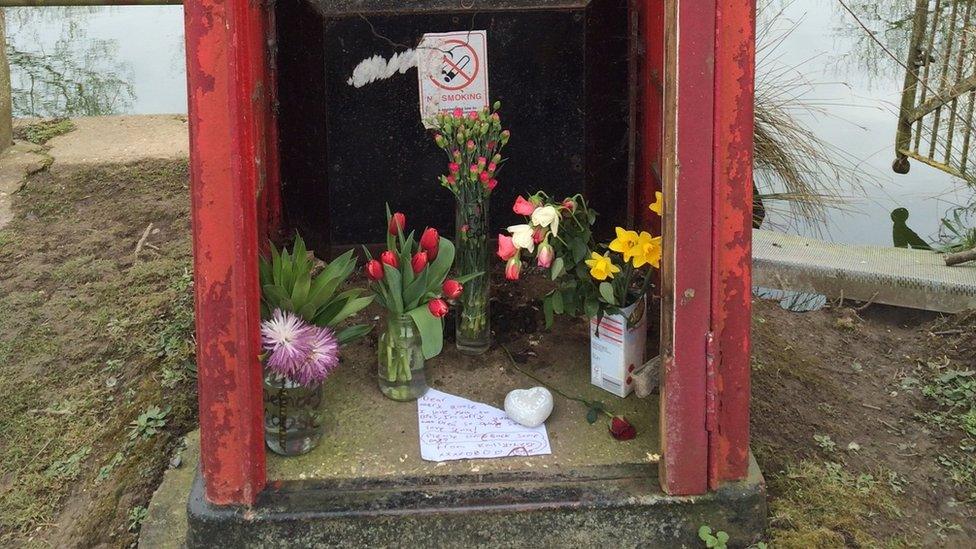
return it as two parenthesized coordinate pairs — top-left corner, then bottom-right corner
(442, 279), (463, 300)
(428, 298), (449, 318)
(365, 259), (384, 281)
(380, 250), (399, 268)
(609, 416), (636, 441)
(388, 212), (406, 235)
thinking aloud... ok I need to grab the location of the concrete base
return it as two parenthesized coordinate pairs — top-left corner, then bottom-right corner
(186, 456), (766, 548)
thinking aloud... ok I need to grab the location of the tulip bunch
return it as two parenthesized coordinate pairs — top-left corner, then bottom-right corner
(363, 208), (479, 362)
(431, 102), (510, 202)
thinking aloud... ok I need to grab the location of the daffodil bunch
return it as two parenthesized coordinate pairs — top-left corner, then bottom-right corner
(584, 192), (664, 319)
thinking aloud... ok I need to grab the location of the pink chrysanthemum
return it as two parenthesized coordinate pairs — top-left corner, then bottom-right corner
(261, 309), (340, 385)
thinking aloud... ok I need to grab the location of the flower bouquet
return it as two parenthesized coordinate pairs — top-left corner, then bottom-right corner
(364, 208), (479, 401)
(259, 236), (373, 455)
(430, 103), (510, 354)
(500, 192), (664, 397)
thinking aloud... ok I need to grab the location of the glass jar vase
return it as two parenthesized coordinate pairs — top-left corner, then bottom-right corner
(378, 313), (428, 401)
(454, 198), (491, 354)
(263, 371), (324, 456)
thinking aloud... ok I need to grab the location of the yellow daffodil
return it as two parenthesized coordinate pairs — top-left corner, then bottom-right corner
(648, 191), (663, 216)
(631, 231), (662, 268)
(608, 227), (640, 262)
(585, 252), (621, 281)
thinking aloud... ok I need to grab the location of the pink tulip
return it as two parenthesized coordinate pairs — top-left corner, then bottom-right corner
(496, 234), (517, 261)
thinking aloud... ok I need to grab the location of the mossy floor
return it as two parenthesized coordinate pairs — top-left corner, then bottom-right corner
(268, 320), (660, 480)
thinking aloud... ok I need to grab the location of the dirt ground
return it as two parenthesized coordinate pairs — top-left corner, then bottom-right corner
(0, 158), (974, 547)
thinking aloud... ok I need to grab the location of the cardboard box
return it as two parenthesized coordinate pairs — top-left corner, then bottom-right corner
(590, 298), (647, 398)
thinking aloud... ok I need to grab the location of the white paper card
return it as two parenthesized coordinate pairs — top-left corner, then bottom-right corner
(417, 30), (489, 128)
(417, 388), (551, 462)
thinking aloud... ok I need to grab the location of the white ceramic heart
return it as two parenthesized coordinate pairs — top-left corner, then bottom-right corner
(504, 387), (554, 428)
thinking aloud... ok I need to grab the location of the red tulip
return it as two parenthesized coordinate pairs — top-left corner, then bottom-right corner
(513, 196), (536, 216)
(505, 257), (521, 280)
(411, 251), (428, 274)
(365, 259), (384, 281)
(496, 234), (517, 261)
(380, 250), (399, 268)
(609, 416), (636, 441)
(428, 298), (449, 318)
(442, 279), (463, 300)
(419, 228), (439, 260)
(388, 212), (406, 235)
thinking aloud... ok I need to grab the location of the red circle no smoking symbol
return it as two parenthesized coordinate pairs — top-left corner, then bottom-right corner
(429, 39), (479, 91)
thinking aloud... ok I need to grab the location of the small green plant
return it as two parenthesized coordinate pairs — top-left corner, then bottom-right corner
(128, 405), (170, 440)
(44, 446), (92, 480)
(814, 434), (837, 452)
(15, 118), (76, 145)
(259, 235), (372, 344)
(698, 525), (729, 549)
(127, 505), (148, 532)
(935, 203), (976, 254)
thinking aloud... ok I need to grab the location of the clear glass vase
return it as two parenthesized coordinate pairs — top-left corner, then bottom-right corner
(263, 371), (323, 456)
(378, 313), (428, 401)
(455, 198), (491, 354)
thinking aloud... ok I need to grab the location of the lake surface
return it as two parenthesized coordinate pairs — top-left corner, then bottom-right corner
(6, 2), (973, 246)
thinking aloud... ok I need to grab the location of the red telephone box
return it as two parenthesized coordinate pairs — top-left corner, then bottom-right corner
(183, 0), (761, 544)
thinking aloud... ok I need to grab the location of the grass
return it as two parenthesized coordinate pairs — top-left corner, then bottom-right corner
(763, 458), (904, 548)
(13, 118), (77, 145)
(0, 160), (196, 547)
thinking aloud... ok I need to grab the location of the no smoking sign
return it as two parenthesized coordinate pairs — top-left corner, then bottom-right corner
(418, 30), (489, 128)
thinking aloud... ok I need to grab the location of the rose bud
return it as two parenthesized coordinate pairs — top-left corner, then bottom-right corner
(453, 107), (464, 118)
(452, 149), (461, 159)
(609, 416), (637, 441)
(466, 139), (475, 151)
(469, 164), (479, 174)
(488, 162), (497, 173)
(446, 175), (456, 185)
(505, 256), (522, 280)
(380, 250), (399, 268)
(492, 153), (502, 164)
(532, 226), (546, 245)
(434, 134), (445, 146)
(479, 171), (490, 184)
(496, 234), (517, 261)
(411, 251), (428, 274)
(501, 129), (511, 144)
(428, 298), (449, 318)
(365, 259), (384, 281)
(460, 224), (469, 234)
(388, 212), (406, 235)
(512, 195), (536, 216)
(442, 279), (463, 300)
(468, 110), (479, 120)
(449, 162), (460, 174)
(487, 140), (496, 149)
(478, 156), (487, 167)
(419, 227), (439, 260)
(536, 242), (554, 269)
(491, 112), (500, 121)
(487, 179), (498, 191)
(562, 198), (577, 213)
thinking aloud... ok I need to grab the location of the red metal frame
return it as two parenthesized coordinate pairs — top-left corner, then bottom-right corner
(185, 0), (278, 505)
(186, 0), (754, 505)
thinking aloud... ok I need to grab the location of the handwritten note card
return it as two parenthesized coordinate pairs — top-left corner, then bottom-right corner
(418, 389), (551, 462)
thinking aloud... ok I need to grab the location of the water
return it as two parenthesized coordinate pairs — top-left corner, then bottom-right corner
(6, 2), (973, 246)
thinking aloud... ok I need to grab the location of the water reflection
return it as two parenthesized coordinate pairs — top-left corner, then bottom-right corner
(4, 5), (186, 117)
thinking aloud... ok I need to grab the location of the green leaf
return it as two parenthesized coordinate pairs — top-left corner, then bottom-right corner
(262, 284), (292, 312)
(551, 289), (564, 314)
(383, 264), (404, 313)
(325, 296), (373, 327)
(336, 324), (372, 345)
(407, 306), (443, 359)
(585, 294), (599, 319)
(426, 238), (455, 289)
(599, 282), (616, 305)
(290, 271), (311, 307)
(550, 257), (565, 280)
(403, 269), (429, 310)
(586, 407), (598, 424)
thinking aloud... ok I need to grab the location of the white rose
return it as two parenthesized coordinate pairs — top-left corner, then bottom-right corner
(507, 224), (535, 252)
(531, 205), (560, 237)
